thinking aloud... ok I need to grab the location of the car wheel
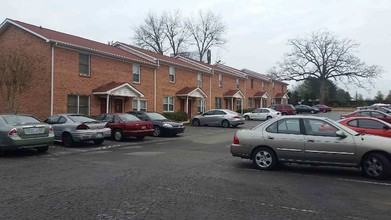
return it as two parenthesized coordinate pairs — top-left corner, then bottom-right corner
(252, 147), (277, 170)
(136, 136), (145, 140)
(244, 115), (250, 120)
(266, 116), (272, 120)
(361, 153), (391, 180)
(323, 109), (327, 113)
(36, 145), (49, 153)
(192, 119), (200, 126)
(113, 129), (124, 141)
(222, 120), (230, 128)
(93, 139), (104, 145)
(153, 126), (161, 137)
(311, 110), (315, 114)
(62, 133), (74, 147)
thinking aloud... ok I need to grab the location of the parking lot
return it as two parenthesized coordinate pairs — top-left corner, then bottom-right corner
(1, 111), (391, 219)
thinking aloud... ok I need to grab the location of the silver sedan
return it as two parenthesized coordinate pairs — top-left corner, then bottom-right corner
(243, 108), (281, 120)
(44, 114), (111, 147)
(230, 115), (391, 180)
(192, 109), (245, 128)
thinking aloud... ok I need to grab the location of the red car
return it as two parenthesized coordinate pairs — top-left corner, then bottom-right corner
(314, 104), (332, 112)
(339, 117), (391, 138)
(340, 110), (391, 124)
(97, 113), (154, 141)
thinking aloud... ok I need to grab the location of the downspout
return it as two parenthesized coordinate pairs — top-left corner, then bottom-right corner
(50, 45), (54, 116)
(209, 72), (212, 110)
(154, 59), (159, 112)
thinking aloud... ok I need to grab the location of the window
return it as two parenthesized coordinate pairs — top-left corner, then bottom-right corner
(169, 66), (175, 83)
(214, 110), (226, 115)
(132, 99), (147, 111)
(67, 95), (90, 115)
(79, 54), (90, 76)
(163, 96), (174, 112)
(218, 73), (222, 87)
(198, 99), (206, 113)
(266, 119), (301, 134)
(304, 119), (338, 137)
(133, 63), (140, 83)
(358, 111), (371, 116)
(198, 73), (202, 88)
(358, 119), (384, 129)
(236, 78), (240, 89)
(371, 111), (385, 117)
(248, 98), (253, 108)
(215, 97), (222, 109)
(250, 79), (254, 89)
(236, 99), (242, 111)
(262, 82), (265, 91)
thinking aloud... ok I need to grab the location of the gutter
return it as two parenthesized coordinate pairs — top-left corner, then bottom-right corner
(50, 44), (55, 116)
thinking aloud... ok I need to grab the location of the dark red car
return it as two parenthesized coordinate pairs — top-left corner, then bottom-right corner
(96, 113), (154, 141)
(339, 117), (391, 138)
(340, 110), (391, 124)
(314, 104), (332, 112)
(270, 104), (296, 115)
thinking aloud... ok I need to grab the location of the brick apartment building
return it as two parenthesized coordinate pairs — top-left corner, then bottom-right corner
(0, 18), (288, 120)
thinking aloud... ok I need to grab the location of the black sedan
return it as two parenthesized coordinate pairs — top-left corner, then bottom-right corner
(128, 111), (185, 137)
(294, 105), (320, 114)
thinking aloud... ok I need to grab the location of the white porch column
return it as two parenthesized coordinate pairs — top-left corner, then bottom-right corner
(137, 97), (140, 111)
(241, 99), (243, 114)
(231, 97), (234, 110)
(106, 94), (110, 113)
(186, 96), (189, 115)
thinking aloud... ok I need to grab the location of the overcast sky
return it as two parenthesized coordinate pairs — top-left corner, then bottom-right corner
(1, 0), (390, 99)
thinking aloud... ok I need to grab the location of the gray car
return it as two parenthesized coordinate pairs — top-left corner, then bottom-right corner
(192, 109), (245, 128)
(243, 108), (281, 121)
(44, 114), (111, 147)
(231, 115), (391, 180)
(0, 114), (54, 153)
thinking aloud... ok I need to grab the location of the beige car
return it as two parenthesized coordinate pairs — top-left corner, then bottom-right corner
(230, 115), (391, 180)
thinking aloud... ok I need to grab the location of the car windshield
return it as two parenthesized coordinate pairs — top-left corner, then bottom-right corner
(68, 115), (97, 123)
(118, 114), (141, 122)
(145, 112), (167, 120)
(2, 115), (41, 125)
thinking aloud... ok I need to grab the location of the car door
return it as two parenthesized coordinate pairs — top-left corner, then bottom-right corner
(303, 118), (356, 165)
(211, 110), (226, 125)
(45, 115), (61, 140)
(199, 110), (215, 125)
(260, 109), (270, 120)
(251, 109), (261, 120)
(354, 119), (391, 137)
(263, 118), (305, 162)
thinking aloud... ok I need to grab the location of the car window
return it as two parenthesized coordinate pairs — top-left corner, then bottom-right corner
(118, 114), (140, 122)
(273, 105), (281, 110)
(371, 111), (385, 117)
(347, 120), (358, 127)
(285, 105), (294, 109)
(145, 112), (167, 120)
(358, 119), (384, 129)
(262, 109), (270, 113)
(95, 115), (106, 121)
(254, 109), (261, 113)
(266, 119), (301, 134)
(68, 115), (96, 123)
(203, 111), (215, 116)
(58, 116), (67, 124)
(137, 113), (149, 121)
(304, 119), (338, 137)
(3, 115), (41, 125)
(45, 115), (60, 124)
(358, 111), (371, 116)
(113, 116), (120, 123)
(214, 110), (227, 115)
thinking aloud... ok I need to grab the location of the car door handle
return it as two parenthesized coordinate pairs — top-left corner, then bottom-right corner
(307, 139), (314, 142)
(267, 136), (274, 140)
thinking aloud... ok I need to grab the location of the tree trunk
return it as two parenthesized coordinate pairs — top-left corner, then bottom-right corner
(319, 78), (326, 104)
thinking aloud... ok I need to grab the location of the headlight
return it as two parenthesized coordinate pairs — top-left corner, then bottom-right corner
(163, 123), (173, 128)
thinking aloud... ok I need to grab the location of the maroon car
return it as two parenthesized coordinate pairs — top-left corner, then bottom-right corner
(97, 113), (154, 141)
(314, 104), (332, 112)
(340, 110), (391, 124)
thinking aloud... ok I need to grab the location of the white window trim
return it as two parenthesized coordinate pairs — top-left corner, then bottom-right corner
(67, 94), (90, 115)
(132, 99), (148, 111)
(79, 54), (90, 76)
(133, 63), (141, 84)
(163, 96), (174, 112)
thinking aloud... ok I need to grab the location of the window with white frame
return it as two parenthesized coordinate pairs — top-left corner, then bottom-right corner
(248, 98), (253, 108)
(169, 66), (175, 83)
(132, 99), (147, 111)
(198, 99), (206, 113)
(67, 94), (90, 115)
(198, 73), (203, 88)
(250, 79), (254, 89)
(236, 99), (242, 111)
(218, 73), (222, 87)
(79, 54), (90, 76)
(163, 96), (174, 112)
(215, 97), (222, 109)
(236, 78), (240, 89)
(133, 63), (140, 83)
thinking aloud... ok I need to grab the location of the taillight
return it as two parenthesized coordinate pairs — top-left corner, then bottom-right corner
(233, 134), (239, 144)
(340, 116), (345, 119)
(8, 128), (18, 137)
(76, 124), (90, 130)
(49, 126), (54, 133)
(234, 116), (241, 119)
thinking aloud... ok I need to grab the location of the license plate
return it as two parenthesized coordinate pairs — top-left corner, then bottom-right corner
(25, 127), (42, 134)
(141, 126), (146, 130)
(30, 127), (40, 134)
(95, 133), (103, 138)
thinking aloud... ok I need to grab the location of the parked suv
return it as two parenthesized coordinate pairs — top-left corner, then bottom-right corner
(270, 104), (296, 115)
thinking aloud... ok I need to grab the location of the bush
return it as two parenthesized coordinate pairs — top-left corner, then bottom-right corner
(162, 111), (188, 122)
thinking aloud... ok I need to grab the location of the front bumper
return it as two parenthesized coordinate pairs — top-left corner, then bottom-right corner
(162, 126), (185, 135)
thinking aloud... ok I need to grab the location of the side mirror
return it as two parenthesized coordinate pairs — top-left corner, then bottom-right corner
(336, 131), (347, 138)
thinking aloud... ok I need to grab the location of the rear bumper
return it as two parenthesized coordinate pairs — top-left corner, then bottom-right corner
(230, 144), (252, 159)
(0, 136), (54, 150)
(71, 128), (111, 141)
(123, 129), (155, 137)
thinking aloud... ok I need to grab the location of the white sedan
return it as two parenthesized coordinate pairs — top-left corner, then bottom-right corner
(243, 108), (281, 121)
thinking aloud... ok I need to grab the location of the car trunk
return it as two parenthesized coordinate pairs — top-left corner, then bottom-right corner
(16, 124), (49, 139)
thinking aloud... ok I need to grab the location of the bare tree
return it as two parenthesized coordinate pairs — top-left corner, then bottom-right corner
(133, 12), (167, 54)
(269, 30), (382, 104)
(0, 50), (34, 113)
(185, 10), (227, 62)
(163, 10), (188, 56)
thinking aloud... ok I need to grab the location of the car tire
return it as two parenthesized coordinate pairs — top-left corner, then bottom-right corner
(62, 133), (74, 147)
(93, 139), (104, 145)
(361, 153), (391, 180)
(36, 145), (49, 153)
(244, 115), (250, 120)
(311, 110), (315, 114)
(266, 116), (272, 120)
(136, 136), (145, 140)
(113, 129), (124, 141)
(222, 120), (230, 128)
(153, 126), (161, 137)
(323, 109), (327, 113)
(192, 119), (200, 126)
(252, 147), (277, 171)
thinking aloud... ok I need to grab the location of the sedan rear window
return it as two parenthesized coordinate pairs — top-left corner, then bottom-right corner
(2, 115), (41, 125)
(68, 115), (96, 123)
(118, 114), (141, 122)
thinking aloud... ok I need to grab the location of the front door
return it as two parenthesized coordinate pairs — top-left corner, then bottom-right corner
(100, 99), (107, 114)
(114, 99), (123, 113)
